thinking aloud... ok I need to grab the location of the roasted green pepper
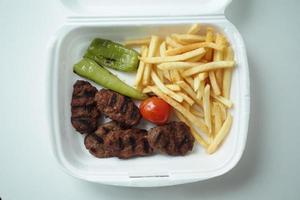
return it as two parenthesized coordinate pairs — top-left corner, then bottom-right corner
(73, 58), (147, 100)
(84, 38), (139, 72)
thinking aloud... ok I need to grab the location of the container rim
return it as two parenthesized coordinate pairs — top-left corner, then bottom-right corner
(46, 18), (250, 187)
(59, 0), (232, 18)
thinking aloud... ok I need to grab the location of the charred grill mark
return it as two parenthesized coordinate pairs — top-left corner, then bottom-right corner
(143, 139), (150, 153)
(154, 132), (162, 145)
(120, 97), (129, 114)
(94, 134), (104, 144)
(71, 117), (90, 126)
(177, 135), (188, 150)
(108, 93), (117, 106)
(95, 89), (141, 127)
(129, 136), (136, 151)
(71, 97), (89, 106)
(71, 80), (99, 134)
(84, 122), (153, 159)
(130, 107), (139, 120)
(147, 121), (195, 156)
(102, 127), (110, 134)
(71, 107), (87, 117)
(85, 104), (95, 112)
(85, 90), (97, 97)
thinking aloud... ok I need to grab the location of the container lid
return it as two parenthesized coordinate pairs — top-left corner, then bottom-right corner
(61, 0), (232, 17)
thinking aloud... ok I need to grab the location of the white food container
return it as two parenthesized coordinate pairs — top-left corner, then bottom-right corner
(47, 0), (250, 187)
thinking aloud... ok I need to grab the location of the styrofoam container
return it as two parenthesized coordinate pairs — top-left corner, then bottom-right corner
(47, 0), (250, 187)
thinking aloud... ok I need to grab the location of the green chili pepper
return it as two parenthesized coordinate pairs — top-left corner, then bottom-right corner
(84, 38), (139, 72)
(73, 58), (147, 100)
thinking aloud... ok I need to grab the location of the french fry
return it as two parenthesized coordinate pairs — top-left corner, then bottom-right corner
(155, 42), (164, 81)
(182, 61), (235, 76)
(218, 102), (227, 122)
(162, 70), (172, 82)
(198, 72), (208, 81)
(150, 86), (208, 134)
(215, 71), (223, 89)
(196, 80), (205, 100)
(169, 70), (176, 82)
(166, 84), (181, 91)
(124, 38), (150, 46)
(159, 41), (167, 57)
(172, 34), (206, 43)
(213, 34), (225, 61)
(158, 40), (170, 83)
(195, 73), (207, 99)
(177, 81), (203, 107)
(186, 54), (205, 62)
(170, 70), (181, 82)
(209, 71), (221, 95)
(143, 35), (160, 85)
(182, 76), (194, 88)
(143, 85), (180, 93)
(151, 71), (183, 102)
(182, 101), (190, 110)
(142, 87), (152, 93)
(178, 92), (194, 106)
(140, 48), (206, 64)
(193, 74), (200, 91)
(156, 68), (164, 81)
(166, 36), (183, 48)
(203, 84), (212, 134)
(211, 93), (233, 108)
(175, 111), (209, 149)
(206, 29), (221, 96)
(190, 109), (204, 118)
(166, 45), (173, 50)
(214, 34), (226, 88)
(134, 46), (149, 88)
(204, 27), (214, 61)
(187, 24), (201, 34)
(165, 42), (223, 56)
(213, 102), (222, 134)
(222, 46), (234, 98)
(196, 88), (201, 100)
(132, 24), (236, 154)
(207, 114), (233, 154)
(157, 62), (203, 70)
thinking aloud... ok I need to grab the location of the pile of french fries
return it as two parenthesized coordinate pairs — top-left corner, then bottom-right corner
(124, 24), (235, 154)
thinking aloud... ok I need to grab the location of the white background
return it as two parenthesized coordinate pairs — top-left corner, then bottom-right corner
(0, 0), (299, 199)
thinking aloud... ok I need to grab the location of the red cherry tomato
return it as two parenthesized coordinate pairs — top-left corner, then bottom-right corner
(139, 97), (171, 125)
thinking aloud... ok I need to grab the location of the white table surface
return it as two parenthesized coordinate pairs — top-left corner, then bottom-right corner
(1, 0), (299, 199)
